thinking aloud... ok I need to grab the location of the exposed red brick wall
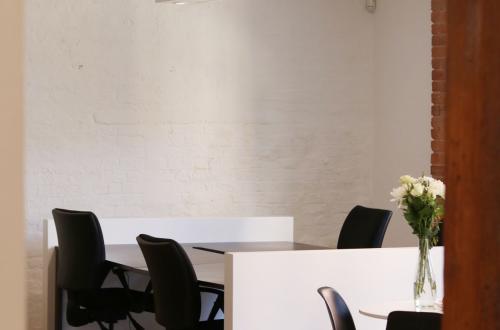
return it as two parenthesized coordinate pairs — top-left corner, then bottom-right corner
(431, 0), (447, 180)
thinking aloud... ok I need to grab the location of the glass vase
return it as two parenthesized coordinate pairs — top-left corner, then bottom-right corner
(414, 237), (437, 309)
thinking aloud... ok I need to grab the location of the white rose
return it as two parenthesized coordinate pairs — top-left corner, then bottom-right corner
(423, 175), (433, 181)
(428, 179), (445, 198)
(400, 175), (416, 185)
(390, 186), (407, 202)
(410, 183), (424, 197)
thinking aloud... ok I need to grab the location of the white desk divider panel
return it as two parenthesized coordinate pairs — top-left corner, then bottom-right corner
(43, 217), (293, 330)
(224, 247), (444, 330)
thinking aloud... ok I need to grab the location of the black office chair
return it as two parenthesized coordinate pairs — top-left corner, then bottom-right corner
(52, 208), (145, 330)
(317, 287), (356, 330)
(337, 205), (392, 249)
(136, 234), (224, 330)
(386, 311), (442, 330)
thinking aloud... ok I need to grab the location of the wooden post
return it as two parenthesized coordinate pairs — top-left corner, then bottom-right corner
(444, 0), (499, 329)
(0, 0), (26, 328)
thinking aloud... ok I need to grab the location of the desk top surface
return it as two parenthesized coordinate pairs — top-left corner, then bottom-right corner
(106, 244), (224, 268)
(106, 244), (225, 286)
(192, 241), (329, 254)
(106, 241), (328, 266)
(106, 241), (326, 287)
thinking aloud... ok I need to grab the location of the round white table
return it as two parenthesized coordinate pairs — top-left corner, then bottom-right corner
(359, 300), (443, 320)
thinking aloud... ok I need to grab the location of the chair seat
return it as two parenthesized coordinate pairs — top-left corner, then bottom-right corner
(197, 319), (224, 330)
(68, 288), (130, 325)
(76, 288), (130, 308)
(386, 311), (442, 330)
(69, 287), (153, 326)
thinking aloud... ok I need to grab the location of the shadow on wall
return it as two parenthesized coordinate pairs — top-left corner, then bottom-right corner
(27, 0), (382, 328)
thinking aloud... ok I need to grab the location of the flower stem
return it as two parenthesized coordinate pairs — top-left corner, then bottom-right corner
(416, 238), (429, 296)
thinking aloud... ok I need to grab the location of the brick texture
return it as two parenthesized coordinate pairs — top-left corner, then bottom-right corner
(431, 0), (447, 180)
(23, 1), (433, 328)
(24, 1), (376, 328)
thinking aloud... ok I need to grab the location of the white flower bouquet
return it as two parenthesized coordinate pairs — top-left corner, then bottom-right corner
(391, 174), (445, 307)
(390, 175), (445, 246)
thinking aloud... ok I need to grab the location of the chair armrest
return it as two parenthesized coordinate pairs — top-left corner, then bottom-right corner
(199, 286), (224, 296)
(198, 280), (224, 291)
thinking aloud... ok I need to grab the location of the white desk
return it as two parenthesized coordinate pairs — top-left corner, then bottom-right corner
(43, 217), (294, 330)
(359, 300), (443, 320)
(225, 247), (444, 330)
(43, 217), (444, 330)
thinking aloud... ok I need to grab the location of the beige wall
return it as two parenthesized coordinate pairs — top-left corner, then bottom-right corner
(24, 0), (431, 327)
(372, 0), (432, 246)
(0, 0), (26, 328)
(25, 1), (374, 327)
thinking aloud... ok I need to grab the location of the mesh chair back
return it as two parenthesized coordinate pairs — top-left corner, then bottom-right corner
(318, 287), (356, 330)
(52, 208), (108, 290)
(337, 205), (392, 249)
(386, 311), (442, 330)
(137, 234), (201, 330)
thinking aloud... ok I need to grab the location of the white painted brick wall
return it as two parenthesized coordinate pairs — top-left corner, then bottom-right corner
(25, 0), (376, 328)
